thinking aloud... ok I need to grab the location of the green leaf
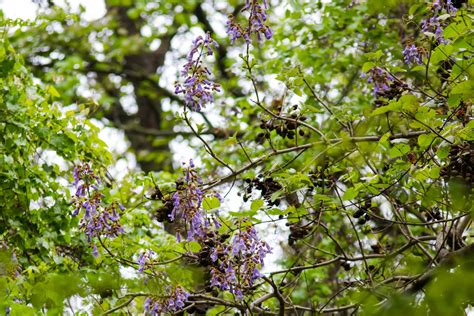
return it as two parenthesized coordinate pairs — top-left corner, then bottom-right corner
(47, 85), (60, 98)
(362, 62), (375, 73)
(451, 80), (474, 99)
(389, 144), (410, 158)
(417, 134), (435, 148)
(343, 187), (358, 200)
(399, 94), (419, 114)
(251, 199), (264, 212)
(371, 102), (401, 116)
(187, 241), (202, 252)
(437, 145), (450, 159)
(202, 197), (220, 211)
(448, 179), (472, 211)
(459, 120), (474, 140)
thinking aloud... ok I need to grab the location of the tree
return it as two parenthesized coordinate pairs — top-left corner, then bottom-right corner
(1, 0), (473, 315)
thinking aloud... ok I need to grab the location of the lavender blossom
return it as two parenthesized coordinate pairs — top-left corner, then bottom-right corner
(363, 67), (395, 97)
(144, 287), (189, 315)
(446, 0), (457, 14)
(431, 0), (457, 15)
(92, 244), (99, 258)
(226, 0), (273, 44)
(71, 163), (124, 256)
(403, 43), (423, 65)
(432, 0), (442, 11)
(227, 16), (245, 44)
(169, 160), (207, 241)
(79, 201), (124, 242)
(421, 16), (448, 44)
(175, 33), (221, 111)
(137, 250), (156, 273)
(209, 224), (271, 298)
(210, 261), (240, 297)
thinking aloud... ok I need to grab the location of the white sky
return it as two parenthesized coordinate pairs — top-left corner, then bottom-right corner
(0, 0), (106, 20)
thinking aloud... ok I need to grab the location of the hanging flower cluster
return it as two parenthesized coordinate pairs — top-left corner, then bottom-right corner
(148, 160), (271, 305)
(137, 249), (156, 273)
(401, 1), (457, 66)
(431, 0), (457, 15)
(144, 286), (189, 315)
(421, 0), (458, 45)
(421, 16), (448, 44)
(210, 224), (271, 298)
(227, 0), (273, 44)
(403, 43), (424, 65)
(170, 159), (207, 241)
(71, 163), (124, 256)
(362, 67), (395, 97)
(174, 33), (221, 112)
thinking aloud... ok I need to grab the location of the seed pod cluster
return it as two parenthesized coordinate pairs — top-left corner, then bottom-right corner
(454, 101), (472, 126)
(440, 141), (473, 183)
(155, 197), (173, 222)
(243, 176), (283, 206)
(154, 180), (183, 222)
(256, 105), (308, 142)
(375, 81), (408, 102)
(423, 208), (443, 221)
(309, 168), (334, 189)
(370, 243), (383, 254)
(196, 232), (231, 266)
(352, 202), (373, 225)
(341, 261), (351, 271)
(286, 222), (311, 246)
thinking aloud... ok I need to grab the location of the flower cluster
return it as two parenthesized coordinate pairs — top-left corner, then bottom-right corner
(174, 33), (221, 112)
(71, 163), (124, 255)
(230, 225), (271, 265)
(170, 159), (207, 241)
(431, 0), (457, 15)
(137, 249), (156, 273)
(226, 0), (273, 44)
(421, 16), (448, 44)
(402, 1), (457, 67)
(363, 67), (395, 97)
(421, 0), (459, 45)
(403, 43), (423, 65)
(166, 161), (271, 299)
(209, 224), (271, 299)
(144, 286), (189, 315)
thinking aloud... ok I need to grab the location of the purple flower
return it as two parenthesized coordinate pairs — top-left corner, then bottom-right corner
(446, 0), (457, 14)
(137, 250), (155, 273)
(71, 163), (124, 247)
(227, 17), (244, 43)
(208, 224), (271, 297)
(169, 160), (214, 242)
(92, 244), (99, 257)
(403, 43), (423, 65)
(210, 247), (219, 262)
(231, 225), (271, 264)
(431, 0), (457, 15)
(421, 16), (448, 44)
(226, 0), (273, 44)
(144, 286), (189, 315)
(175, 33), (221, 112)
(363, 67), (395, 97)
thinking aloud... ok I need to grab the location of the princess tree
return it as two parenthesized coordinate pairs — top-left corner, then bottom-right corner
(1, 0), (473, 315)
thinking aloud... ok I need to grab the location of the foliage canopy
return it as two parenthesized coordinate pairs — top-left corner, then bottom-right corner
(0, 0), (473, 315)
